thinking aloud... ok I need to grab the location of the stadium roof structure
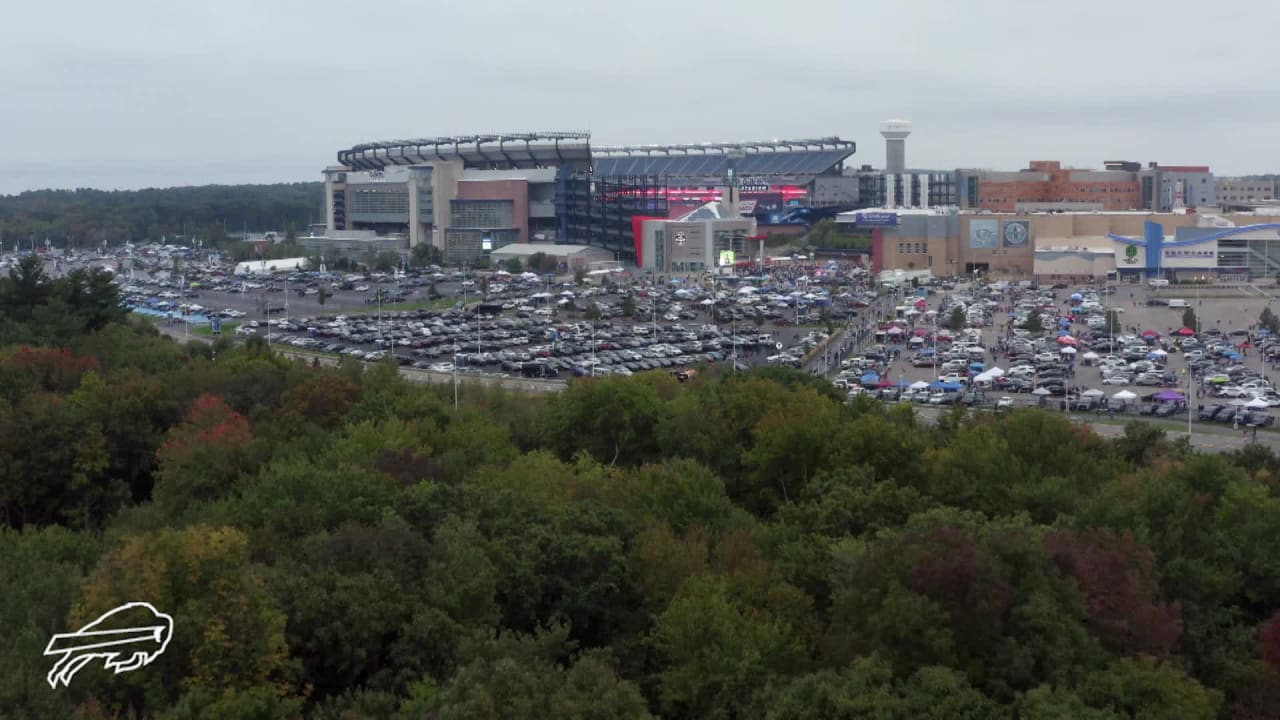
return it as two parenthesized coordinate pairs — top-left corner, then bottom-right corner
(337, 132), (592, 171)
(591, 137), (855, 182)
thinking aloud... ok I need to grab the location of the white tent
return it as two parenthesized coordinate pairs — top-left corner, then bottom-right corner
(1082, 388), (1105, 397)
(1112, 390), (1138, 401)
(909, 380), (931, 390)
(234, 257), (308, 275)
(1081, 351), (1100, 360)
(986, 366), (1005, 378)
(1031, 387), (1052, 396)
(1060, 346), (1078, 355)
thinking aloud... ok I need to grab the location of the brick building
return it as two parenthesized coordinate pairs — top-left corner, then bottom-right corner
(967, 161), (1141, 212)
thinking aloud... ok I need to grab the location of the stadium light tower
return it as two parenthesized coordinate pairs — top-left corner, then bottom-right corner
(879, 119), (912, 174)
(725, 148), (746, 218)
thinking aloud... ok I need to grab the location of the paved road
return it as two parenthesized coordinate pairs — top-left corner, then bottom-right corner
(913, 405), (1269, 454)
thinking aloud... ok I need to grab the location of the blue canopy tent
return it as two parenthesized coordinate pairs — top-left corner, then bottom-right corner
(860, 373), (880, 385)
(968, 362), (985, 370)
(918, 349), (936, 356)
(1224, 351), (1242, 361)
(928, 381), (964, 391)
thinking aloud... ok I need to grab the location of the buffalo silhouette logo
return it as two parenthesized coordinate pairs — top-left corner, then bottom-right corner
(44, 602), (174, 689)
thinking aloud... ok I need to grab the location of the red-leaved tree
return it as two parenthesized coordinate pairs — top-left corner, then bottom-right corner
(1046, 529), (1183, 658)
(153, 394), (255, 514)
(4, 346), (100, 393)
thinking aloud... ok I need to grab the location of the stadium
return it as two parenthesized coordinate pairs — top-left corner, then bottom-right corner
(320, 132), (857, 266)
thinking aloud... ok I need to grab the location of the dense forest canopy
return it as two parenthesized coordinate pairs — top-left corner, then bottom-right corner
(0, 183), (324, 247)
(4, 262), (1280, 718)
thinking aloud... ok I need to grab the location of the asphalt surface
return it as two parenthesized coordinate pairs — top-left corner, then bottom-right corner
(832, 281), (1280, 402)
(147, 277), (1279, 455)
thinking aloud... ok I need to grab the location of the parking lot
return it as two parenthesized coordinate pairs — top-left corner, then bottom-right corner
(105, 246), (875, 381)
(833, 278), (1280, 428)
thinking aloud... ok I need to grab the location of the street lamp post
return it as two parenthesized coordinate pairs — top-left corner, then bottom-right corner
(731, 309), (738, 370)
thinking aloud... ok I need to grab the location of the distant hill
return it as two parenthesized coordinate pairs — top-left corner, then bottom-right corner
(0, 183), (324, 248)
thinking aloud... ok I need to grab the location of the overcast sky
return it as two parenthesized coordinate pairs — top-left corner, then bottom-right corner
(3, 0), (1274, 194)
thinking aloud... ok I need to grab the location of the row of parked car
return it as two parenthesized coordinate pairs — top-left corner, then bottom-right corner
(257, 307), (781, 378)
(1195, 404), (1276, 427)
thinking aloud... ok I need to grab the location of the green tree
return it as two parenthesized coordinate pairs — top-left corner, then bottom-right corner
(412, 242), (444, 267)
(1183, 306), (1198, 332)
(1260, 306), (1280, 335)
(653, 576), (807, 720)
(1080, 657), (1222, 720)
(1024, 309), (1044, 334)
(0, 255), (52, 323)
(0, 526), (100, 719)
(947, 306), (967, 331)
(503, 257), (523, 273)
(1104, 309), (1121, 336)
(72, 526), (292, 714)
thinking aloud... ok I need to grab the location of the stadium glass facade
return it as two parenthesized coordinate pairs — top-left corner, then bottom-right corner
(326, 134), (858, 262)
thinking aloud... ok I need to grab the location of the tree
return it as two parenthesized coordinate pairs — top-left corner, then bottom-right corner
(947, 306), (967, 331)
(620, 295), (636, 318)
(0, 526), (100, 719)
(72, 526), (292, 715)
(1104, 309), (1121, 336)
(1024, 309), (1044, 334)
(1183, 306), (1198, 332)
(0, 255), (51, 322)
(1260, 306), (1280, 335)
(412, 242), (444, 268)
(1044, 529), (1183, 658)
(316, 285), (330, 308)
(1079, 657), (1221, 720)
(152, 394), (256, 519)
(503, 257), (523, 273)
(653, 576), (807, 720)
(807, 219), (842, 248)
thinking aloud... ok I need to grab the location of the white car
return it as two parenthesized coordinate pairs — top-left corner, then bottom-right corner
(1102, 375), (1132, 385)
(996, 396), (1015, 409)
(354, 285), (369, 292)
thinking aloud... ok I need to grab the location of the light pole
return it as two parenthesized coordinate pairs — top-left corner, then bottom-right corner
(1186, 367), (1193, 440)
(731, 308), (738, 370)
